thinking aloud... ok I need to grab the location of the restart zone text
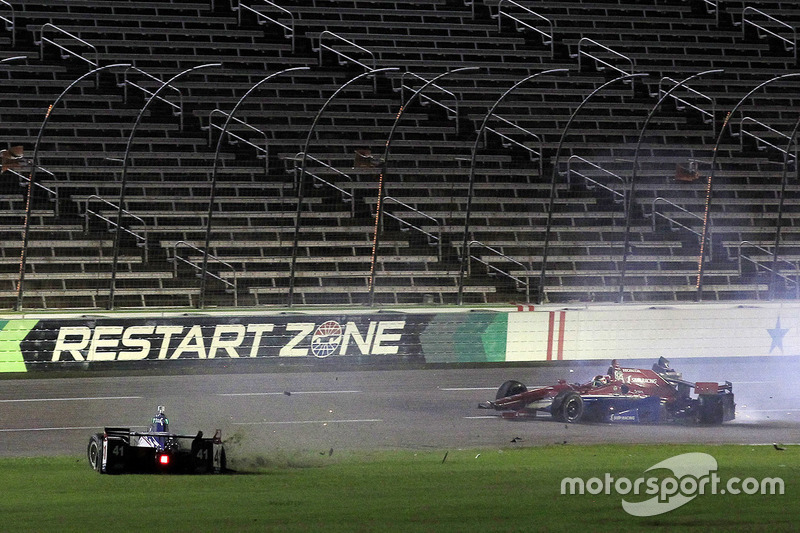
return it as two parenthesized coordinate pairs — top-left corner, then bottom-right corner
(480, 358), (735, 425)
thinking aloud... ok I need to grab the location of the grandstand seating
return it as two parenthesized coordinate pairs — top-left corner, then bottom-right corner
(1, 0), (800, 309)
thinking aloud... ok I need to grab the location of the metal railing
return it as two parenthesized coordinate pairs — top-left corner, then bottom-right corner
(494, 0), (554, 59)
(117, 66), (185, 130)
(650, 197), (712, 257)
(84, 195), (148, 262)
(286, 152), (355, 216)
(656, 76), (717, 137)
(573, 38), (635, 94)
(700, 0), (719, 25)
(466, 240), (531, 303)
(8, 167), (59, 217)
(315, 31), (377, 89)
(398, 71), (461, 133)
(382, 196), (442, 261)
(36, 23), (98, 69)
(738, 116), (796, 161)
(739, 7), (796, 62)
(0, 0), (14, 47)
(738, 240), (800, 299)
(566, 155), (626, 205)
(234, 0), (295, 53)
(205, 109), (269, 171)
(173, 241), (238, 307)
(484, 113), (544, 178)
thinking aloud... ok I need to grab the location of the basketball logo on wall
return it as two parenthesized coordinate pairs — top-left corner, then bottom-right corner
(310, 320), (343, 358)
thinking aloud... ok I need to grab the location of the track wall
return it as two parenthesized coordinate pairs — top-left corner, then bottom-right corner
(1, 303), (797, 372)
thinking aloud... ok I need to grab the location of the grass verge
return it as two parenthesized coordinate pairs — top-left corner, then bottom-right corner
(2, 444), (797, 532)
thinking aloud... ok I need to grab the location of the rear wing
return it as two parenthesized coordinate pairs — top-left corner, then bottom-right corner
(695, 381), (734, 395)
(104, 427), (223, 442)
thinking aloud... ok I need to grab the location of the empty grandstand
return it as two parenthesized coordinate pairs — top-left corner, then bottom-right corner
(1, 0), (799, 309)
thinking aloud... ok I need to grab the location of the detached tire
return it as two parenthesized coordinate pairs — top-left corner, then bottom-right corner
(496, 380), (527, 399)
(553, 391), (584, 423)
(87, 434), (103, 472)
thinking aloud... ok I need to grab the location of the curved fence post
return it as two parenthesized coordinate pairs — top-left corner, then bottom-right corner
(367, 66), (479, 307)
(110, 63), (222, 309)
(538, 73), (647, 304)
(618, 69), (722, 302)
(695, 73), (800, 300)
(199, 66), (310, 308)
(456, 68), (569, 306)
(768, 114), (800, 300)
(287, 67), (397, 307)
(15, 63), (131, 311)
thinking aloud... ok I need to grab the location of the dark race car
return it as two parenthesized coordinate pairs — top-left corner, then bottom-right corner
(479, 358), (735, 424)
(87, 406), (227, 474)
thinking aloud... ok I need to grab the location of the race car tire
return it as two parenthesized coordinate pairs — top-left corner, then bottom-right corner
(697, 395), (724, 425)
(553, 391), (584, 423)
(87, 434), (103, 472)
(496, 380), (527, 400)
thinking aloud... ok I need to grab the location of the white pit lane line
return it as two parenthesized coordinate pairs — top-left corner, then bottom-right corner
(439, 387), (499, 391)
(0, 396), (143, 403)
(0, 425), (147, 433)
(218, 390), (362, 397)
(233, 419), (383, 425)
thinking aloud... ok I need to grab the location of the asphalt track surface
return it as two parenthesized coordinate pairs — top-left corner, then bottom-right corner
(1, 358), (799, 459)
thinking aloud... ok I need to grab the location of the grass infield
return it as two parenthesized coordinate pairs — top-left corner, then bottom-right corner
(2, 444), (796, 532)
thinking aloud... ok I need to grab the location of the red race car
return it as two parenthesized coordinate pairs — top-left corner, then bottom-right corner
(479, 358), (735, 424)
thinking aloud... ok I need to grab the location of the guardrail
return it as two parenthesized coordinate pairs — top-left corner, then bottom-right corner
(36, 23), (98, 69)
(573, 38), (635, 94)
(234, 0), (295, 53)
(382, 196), (442, 261)
(0, 0), (14, 47)
(398, 71), (461, 133)
(656, 76), (717, 137)
(173, 241), (238, 306)
(117, 66), (185, 130)
(738, 240), (800, 299)
(738, 7), (796, 63)
(485, 113), (544, 178)
(286, 152), (356, 216)
(205, 109), (269, 171)
(314, 31), (377, 89)
(8, 167), (59, 217)
(566, 155), (626, 205)
(84, 195), (148, 262)
(466, 240), (531, 303)
(494, 0), (554, 58)
(650, 197), (712, 258)
(699, 0), (719, 25)
(738, 116), (796, 161)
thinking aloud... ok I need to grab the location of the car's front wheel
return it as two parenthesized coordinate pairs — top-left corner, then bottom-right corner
(87, 434), (103, 472)
(496, 380), (527, 399)
(553, 391), (584, 423)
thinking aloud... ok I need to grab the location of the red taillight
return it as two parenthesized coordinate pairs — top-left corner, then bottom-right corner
(158, 454), (170, 466)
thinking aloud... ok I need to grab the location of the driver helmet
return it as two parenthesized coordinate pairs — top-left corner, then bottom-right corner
(151, 405), (169, 432)
(592, 375), (609, 387)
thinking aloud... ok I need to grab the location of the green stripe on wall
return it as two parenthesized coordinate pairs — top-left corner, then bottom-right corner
(0, 319), (38, 373)
(421, 312), (507, 363)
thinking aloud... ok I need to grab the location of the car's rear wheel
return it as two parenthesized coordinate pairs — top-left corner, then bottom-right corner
(553, 391), (584, 423)
(496, 380), (527, 399)
(87, 434), (103, 472)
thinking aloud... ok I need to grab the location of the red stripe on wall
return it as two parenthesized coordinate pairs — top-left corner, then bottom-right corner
(557, 311), (566, 360)
(546, 311), (555, 361)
